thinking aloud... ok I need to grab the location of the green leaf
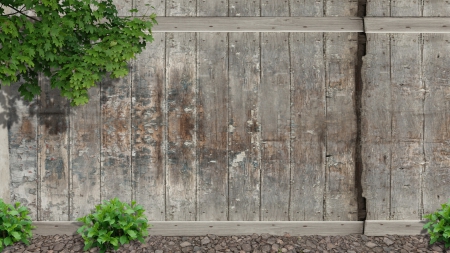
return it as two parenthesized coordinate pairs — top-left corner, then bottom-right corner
(11, 231), (21, 240)
(119, 235), (128, 245)
(4, 237), (12, 246)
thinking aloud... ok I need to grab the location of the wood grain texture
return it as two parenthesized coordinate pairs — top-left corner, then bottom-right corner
(390, 0), (422, 16)
(132, 33), (166, 221)
(69, 87), (101, 220)
(151, 17), (363, 32)
(364, 220), (427, 236)
(0, 90), (10, 203)
(390, 33), (424, 220)
(228, 32), (261, 221)
(323, 0), (358, 222)
(365, 18), (450, 33)
(261, 0), (289, 17)
(5, 83), (38, 219)
(361, 34), (392, 220)
(197, 32), (229, 221)
(166, 0), (196, 16)
(289, 33), (326, 221)
(423, 0), (450, 16)
(38, 78), (69, 221)
(229, 0), (260, 17)
(366, 0), (390, 16)
(290, 0), (323, 17)
(101, 75), (132, 203)
(114, 0), (133, 16)
(259, 33), (290, 221)
(165, 32), (197, 221)
(31, 221), (364, 236)
(422, 34), (450, 214)
(134, 0), (165, 17)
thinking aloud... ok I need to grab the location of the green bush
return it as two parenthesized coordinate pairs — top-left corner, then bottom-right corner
(77, 198), (150, 252)
(0, 199), (35, 252)
(423, 199), (450, 249)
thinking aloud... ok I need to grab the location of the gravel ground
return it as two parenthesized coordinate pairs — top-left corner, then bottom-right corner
(3, 233), (450, 253)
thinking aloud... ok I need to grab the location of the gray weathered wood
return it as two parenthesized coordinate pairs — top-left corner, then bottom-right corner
(324, 1), (359, 221)
(70, 87), (101, 220)
(0, 89), (10, 203)
(390, 33), (424, 220)
(259, 33), (291, 221)
(422, 34), (450, 214)
(261, 0), (289, 17)
(364, 220), (427, 236)
(290, 0), (323, 17)
(361, 34), (392, 220)
(366, 0), (390, 16)
(197, 32), (229, 221)
(4, 83), (38, 219)
(38, 77), (69, 221)
(132, 32), (166, 221)
(289, 33), (326, 221)
(228, 32), (261, 221)
(424, 0), (450, 16)
(390, 0), (422, 16)
(114, 0), (133, 16)
(101, 75), (132, 202)
(166, 0), (196, 16)
(151, 17), (363, 32)
(229, 0), (260, 17)
(32, 221), (364, 236)
(165, 32), (197, 221)
(134, 0), (165, 17)
(365, 18), (450, 33)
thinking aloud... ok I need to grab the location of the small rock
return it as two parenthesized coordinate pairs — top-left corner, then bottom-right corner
(267, 238), (276, 245)
(306, 240), (316, 249)
(271, 244), (279, 251)
(180, 241), (191, 247)
(383, 238), (394, 246)
(302, 250), (311, 253)
(201, 237), (211, 245)
(327, 243), (335, 250)
(193, 246), (202, 252)
(261, 234), (271, 240)
(241, 244), (252, 252)
(53, 243), (66, 251)
(366, 242), (378, 248)
(347, 251), (356, 253)
(155, 250), (163, 253)
(261, 245), (271, 252)
(169, 241), (175, 246)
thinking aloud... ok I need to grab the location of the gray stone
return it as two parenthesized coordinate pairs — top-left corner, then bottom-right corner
(241, 244), (252, 252)
(383, 238), (394, 246)
(180, 241), (191, 247)
(366, 242), (378, 248)
(52, 243), (66, 251)
(201, 237), (211, 245)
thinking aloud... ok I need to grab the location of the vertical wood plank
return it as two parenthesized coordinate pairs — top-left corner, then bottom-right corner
(38, 78), (69, 221)
(289, 33), (326, 221)
(197, 33), (229, 221)
(114, 0), (133, 16)
(134, 0), (166, 17)
(0, 90), (10, 203)
(261, 0), (289, 16)
(228, 0), (260, 222)
(366, 0), (390, 16)
(70, 87), (101, 220)
(259, 33), (290, 221)
(290, 0), (323, 17)
(229, 0), (260, 17)
(422, 0), (450, 216)
(166, 0), (196, 16)
(228, 33), (261, 221)
(324, 1), (359, 221)
(166, 32), (197, 221)
(132, 33), (166, 221)
(389, 1), (424, 220)
(101, 75), (132, 203)
(422, 34), (450, 215)
(5, 84), (38, 219)
(361, 34), (392, 220)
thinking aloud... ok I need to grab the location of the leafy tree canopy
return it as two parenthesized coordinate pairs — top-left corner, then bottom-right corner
(0, 0), (156, 106)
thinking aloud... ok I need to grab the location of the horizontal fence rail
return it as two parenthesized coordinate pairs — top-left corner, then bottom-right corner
(364, 17), (450, 33)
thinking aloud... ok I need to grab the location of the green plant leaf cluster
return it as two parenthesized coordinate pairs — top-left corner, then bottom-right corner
(0, 199), (35, 252)
(423, 199), (450, 249)
(0, 0), (157, 106)
(77, 198), (150, 253)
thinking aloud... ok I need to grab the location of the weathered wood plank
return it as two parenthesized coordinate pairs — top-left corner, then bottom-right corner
(390, 0), (422, 16)
(197, 32), (229, 221)
(4, 84), (38, 218)
(261, 0), (289, 17)
(259, 33), (290, 221)
(389, 33), (424, 220)
(422, 34), (450, 214)
(101, 75), (132, 203)
(132, 33), (166, 221)
(114, 0), (133, 16)
(31, 221), (364, 236)
(365, 18), (450, 33)
(364, 220), (427, 236)
(69, 87), (101, 220)
(38, 77), (69, 221)
(134, 0), (165, 17)
(290, 0), (323, 17)
(424, 0), (450, 16)
(150, 17), (363, 32)
(0, 89), (10, 203)
(366, 0), (390, 16)
(229, 0), (260, 17)
(228, 32), (261, 221)
(165, 32), (197, 221)
(361, 34), (392, 220)
(197, 0), (227, 16)
(289, 33), (326, 221)
(323, 0), (359, 222)
(166, 0), (196, 16)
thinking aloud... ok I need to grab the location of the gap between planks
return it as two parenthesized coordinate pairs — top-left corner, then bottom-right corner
(30, 221), (427, 236)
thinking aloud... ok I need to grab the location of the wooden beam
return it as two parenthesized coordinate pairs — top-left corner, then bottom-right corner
(150, 17), (363, 32)
(32, 221), (364, 236)
(365, 17), (450, 33)
(364, 220), (427, 236)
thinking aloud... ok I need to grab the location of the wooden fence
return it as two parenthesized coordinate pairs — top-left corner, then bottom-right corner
(2, 0), (450, 223)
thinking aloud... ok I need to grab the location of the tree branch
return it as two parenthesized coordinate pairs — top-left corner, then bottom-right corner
(3, 4), (39, 21)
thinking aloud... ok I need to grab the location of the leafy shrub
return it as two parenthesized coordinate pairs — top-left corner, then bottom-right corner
(423, 199), (450, 249)
(0, 199), (35, 252)
(77, 198), (150, 252)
